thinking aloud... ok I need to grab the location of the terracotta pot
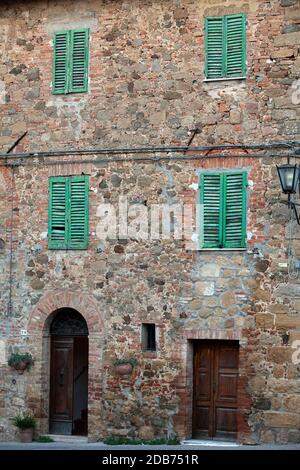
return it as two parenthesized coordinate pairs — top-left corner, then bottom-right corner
(115, 363), (133, 375)
(14, 361), (28, 374)
(19, 428), (34, 443)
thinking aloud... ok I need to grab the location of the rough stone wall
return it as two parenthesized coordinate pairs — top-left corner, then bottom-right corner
(1, 0), (300, 151)
(0, 0), (300, 444)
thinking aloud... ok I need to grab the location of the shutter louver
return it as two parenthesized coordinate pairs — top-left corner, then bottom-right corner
(70, 29), (89, 93)
(201, 174), (223, 248)
(225, 15), (246, 78)
(205, 17), (224, 80)
(69, 176), (89, 249)
(53, 32), (69, 94)
(48, 177), (68, 249)
(223, 173), (247, 248)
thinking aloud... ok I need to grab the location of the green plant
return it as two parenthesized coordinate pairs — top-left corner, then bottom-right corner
(147, 436), (181, 445)
(103, 435), (181, 446)
(8, 353), (33, 367)
(13, 413), (36, 430)
(35, 435), (54, 443)
(113, 357), (138, 367)
(104, 436), (142, 445)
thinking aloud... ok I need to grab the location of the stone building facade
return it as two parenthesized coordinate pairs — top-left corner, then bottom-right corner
(0, 0), (300, 444)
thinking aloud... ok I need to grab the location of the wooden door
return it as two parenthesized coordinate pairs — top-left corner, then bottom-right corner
(193, 340), (239, 440)
(72, 337), (88, 435)
(50, 337), (74, 435)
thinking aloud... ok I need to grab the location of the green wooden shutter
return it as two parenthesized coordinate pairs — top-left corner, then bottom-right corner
(223, 173), (247, 248)
(205, 14), (246, 79)
(53, 32), (69, 94)
(225, 14), (246, 78)
(69, 29), (89, 93)
(200, 173), (223, 248)
(68, 176), (89, 249)
(205, 17), (224, 79)
(48, 177), (68, 249)
(48, 176), (89, 250)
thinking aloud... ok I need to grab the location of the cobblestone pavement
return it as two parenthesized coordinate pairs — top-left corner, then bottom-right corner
(0, 441), (300, 450)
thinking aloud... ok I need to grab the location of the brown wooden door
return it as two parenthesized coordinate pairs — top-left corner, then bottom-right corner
(193, 340), (239, 441)
(72, 337), (88, 436)
(50, 337), (74, 435)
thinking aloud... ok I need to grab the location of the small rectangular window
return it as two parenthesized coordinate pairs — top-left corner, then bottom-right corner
(205, 14), (246, 80)
(142, 324), (156, 352)
(53, 28), (89, 94)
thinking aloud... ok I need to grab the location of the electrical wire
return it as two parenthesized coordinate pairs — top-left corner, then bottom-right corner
(0, 139), (299, 161)
(2, 152), (299, 168)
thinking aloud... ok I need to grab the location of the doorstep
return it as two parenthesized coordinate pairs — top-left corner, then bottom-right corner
(182, 440), (239, 447)
(44, 435), (88, 444)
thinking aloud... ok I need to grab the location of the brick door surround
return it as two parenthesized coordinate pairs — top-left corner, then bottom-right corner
(27, 290), (105, 439)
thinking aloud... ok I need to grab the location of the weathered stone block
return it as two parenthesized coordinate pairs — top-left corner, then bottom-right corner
(199, 263), (220, 278)
(220, 291), (236, 308)
(91, 261), (107, 274)
(138, 425), (154, 440)
(276, 315), (300, 329)
(274, 31), (300, 46)
(280, 0), (297, 6)
(283, 395), (300, 411)
(267, 347), (292, 363)
(30, 278), (44, 290)
(255, 313), (274, 329)
(271, 48), (295, 58)
(264, 412), (299, 428)
(195, 281), (214, 296)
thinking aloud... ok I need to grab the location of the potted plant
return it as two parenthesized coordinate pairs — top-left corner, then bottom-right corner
(113, 357), (138, 375)
(13, 413), (36, 443)
(8, 353), (33, 374)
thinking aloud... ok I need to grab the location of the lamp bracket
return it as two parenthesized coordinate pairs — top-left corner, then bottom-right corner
(290, 201), (300, 225)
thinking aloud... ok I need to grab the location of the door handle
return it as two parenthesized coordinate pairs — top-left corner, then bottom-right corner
(58, 368), (65, 386)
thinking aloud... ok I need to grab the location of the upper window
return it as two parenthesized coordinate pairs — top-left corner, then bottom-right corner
(200, 172), (247, 249)
(205, 14), (246, 80)
(53, 28), (89, 94)
(48, 175), (89, 250)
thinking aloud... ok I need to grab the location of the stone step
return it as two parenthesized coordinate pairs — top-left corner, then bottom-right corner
(182, 440), (239, 447)
(44, 434), (88, 443)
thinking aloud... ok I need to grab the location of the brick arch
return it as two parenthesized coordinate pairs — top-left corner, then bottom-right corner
(28, 289), (104, 335)
(26, 290), (105, 440)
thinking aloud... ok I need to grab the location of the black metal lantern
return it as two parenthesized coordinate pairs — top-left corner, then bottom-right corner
(277, 160), (300, 225)
(276, 164), (300, 195)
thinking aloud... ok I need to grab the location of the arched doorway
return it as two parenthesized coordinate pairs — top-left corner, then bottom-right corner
(49, 308), (89, 436)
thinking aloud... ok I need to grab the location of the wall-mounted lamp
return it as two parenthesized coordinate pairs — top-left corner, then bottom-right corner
(277, 158), (300, 224)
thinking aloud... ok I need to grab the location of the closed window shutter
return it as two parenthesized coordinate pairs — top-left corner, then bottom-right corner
(223, 173), (247, 248)
(225, 14), (246, 78)
(200, 172), (247, 249)
(53, 32), (69, 94)
(68, 176), (89, 249)
(48, 177), (68, 249)
(205, 17), (224, 80)
(200, 173), (223, 248)
(69, 29), (89, 93)
(205, 14), (246, 79)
